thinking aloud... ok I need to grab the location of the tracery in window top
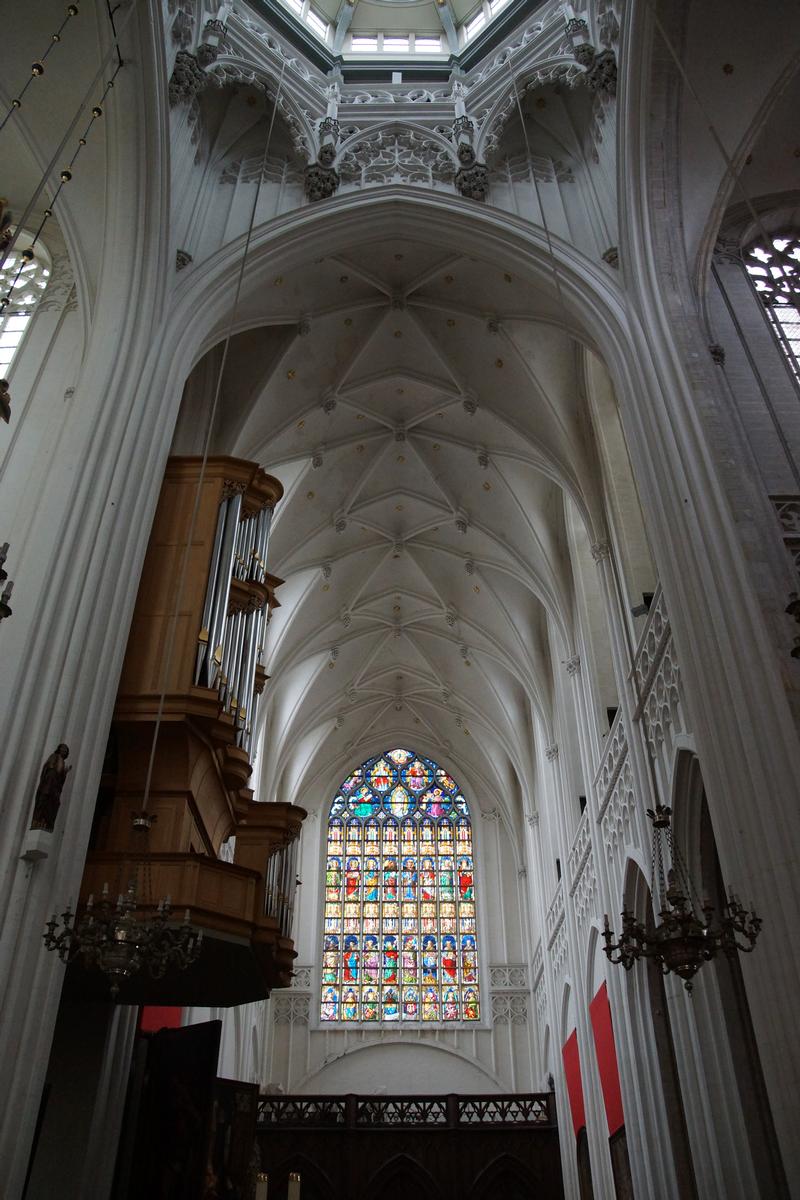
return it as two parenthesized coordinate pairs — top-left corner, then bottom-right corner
(0, 237), (50, 374)
(320, 748), (480, 1024)
(745, 233), (800, 380)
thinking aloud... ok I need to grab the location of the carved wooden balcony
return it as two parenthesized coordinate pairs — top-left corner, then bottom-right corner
(68, 457), (306, 1005)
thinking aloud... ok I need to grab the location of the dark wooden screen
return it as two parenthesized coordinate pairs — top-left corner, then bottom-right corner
(257, 1093), (564, 1200)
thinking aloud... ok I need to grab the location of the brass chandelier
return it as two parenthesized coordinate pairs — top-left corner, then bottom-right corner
(41, 76), (287, 1000)
(603, 804), (761, 991)
(43, 812), (202, 998)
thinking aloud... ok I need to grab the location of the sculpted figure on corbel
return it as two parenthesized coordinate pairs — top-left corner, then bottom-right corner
(564, 15), (616, 98)
(450, 74), (490, 202)
(596, 0), (620, 48)
(0, 198), (13, 252)
(171, 3), (195, 50)
(196, 17), (229, 67)
(305, 161), (340, 201)
(306, 74), (342, 201)
(169, 49), (208, 106)
(0, 378), (10, 425)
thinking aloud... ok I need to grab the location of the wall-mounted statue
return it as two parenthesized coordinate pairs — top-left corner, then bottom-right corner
(30, 744), (71, 833)
(0, 197), (12, 251)
(1, 378), (11, 424)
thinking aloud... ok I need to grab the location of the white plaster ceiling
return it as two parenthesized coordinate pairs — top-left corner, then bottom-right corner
(212, 234), (604, 818)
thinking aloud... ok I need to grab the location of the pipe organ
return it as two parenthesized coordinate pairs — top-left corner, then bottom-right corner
(264, 840), (300, 941)
(195, 481), (278, 755)
(72, 456), (306, 1006)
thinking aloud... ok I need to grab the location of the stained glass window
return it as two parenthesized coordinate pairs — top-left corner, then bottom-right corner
(320, 747), (481, 1024)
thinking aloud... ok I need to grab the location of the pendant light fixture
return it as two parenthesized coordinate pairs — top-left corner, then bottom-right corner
(603, 805), (761, 991)
(42, 63), (288, 999)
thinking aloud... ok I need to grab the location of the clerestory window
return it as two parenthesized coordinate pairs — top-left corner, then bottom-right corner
(0, 235), (50, 375)
(320, 747), (481, 1024)
(745, 232), (800, 381)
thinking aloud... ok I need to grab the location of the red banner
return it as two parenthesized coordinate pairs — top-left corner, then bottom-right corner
(589, 983), (624, 1135)
(561, 1029), (585, 1136)
(139, 1006), (183, 1032)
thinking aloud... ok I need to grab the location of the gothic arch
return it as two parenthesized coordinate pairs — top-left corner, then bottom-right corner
(364, 1153), (442, 1200)
(620, 857), (696, 1200)
(669, 746), (704, 885)
(336, 120), (458, 166)
(542, 1023), (553, 1088)
(585, 924), (607, 1006)
(670, 750), (789, 1198)
(468, 1152), (540, 1199)
(694, 58), (800, 297)
(211, 54), (318, 157)
(165, 189), (634, 384)
(293, 1036), (505, 1093)
(267, 1155), (336, 1200)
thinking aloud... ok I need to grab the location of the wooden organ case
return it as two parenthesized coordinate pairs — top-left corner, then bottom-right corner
(72, 457), (306, 1005)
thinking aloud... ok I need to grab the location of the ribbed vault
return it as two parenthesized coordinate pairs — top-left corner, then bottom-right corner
(176, 227), (624, 822)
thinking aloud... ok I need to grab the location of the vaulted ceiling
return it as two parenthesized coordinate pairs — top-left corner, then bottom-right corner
(177, 233), (611, 820)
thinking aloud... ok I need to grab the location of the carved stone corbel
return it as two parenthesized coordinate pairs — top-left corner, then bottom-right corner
(455, 160), (490, 202)
(305, 162), (340, 202)
(168, 50), (208, 106)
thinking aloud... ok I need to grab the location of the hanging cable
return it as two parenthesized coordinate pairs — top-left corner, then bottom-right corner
(0, 0), (134, 273)
(0, 4), (83, 135)
(505, 47), (664, 799)
(504, 56), (570, 325)
(0, 64), (123, 316)
(139, 65), (287, 815)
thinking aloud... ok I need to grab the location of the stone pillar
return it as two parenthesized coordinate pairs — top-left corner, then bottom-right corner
(547, 733), (617, 1200)
(617, 10), (800, 1184)
(526, 810), (581, 1200)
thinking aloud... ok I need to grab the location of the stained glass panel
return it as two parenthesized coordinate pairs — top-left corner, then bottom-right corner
(321, 748), (481, 1024)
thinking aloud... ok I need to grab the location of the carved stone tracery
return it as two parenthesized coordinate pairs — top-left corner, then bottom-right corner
(273, 993), (310, 1025)
(491, 992), (528, 1024)
(338, 129), (456, 188)
(489, 964), (528, 989)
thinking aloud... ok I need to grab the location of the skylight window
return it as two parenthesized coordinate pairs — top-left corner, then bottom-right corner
(305, 8), (328, 39)
(415, 37), (442, 52)
(275, 0), (506, 56)
(465, 9), (486, 38)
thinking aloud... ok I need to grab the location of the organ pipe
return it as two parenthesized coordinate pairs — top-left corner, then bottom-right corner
(264, 839), (299, 939)
(194, 499), (227, 684)
(204, 490), (242, 687)
(194, 481), (276, 747)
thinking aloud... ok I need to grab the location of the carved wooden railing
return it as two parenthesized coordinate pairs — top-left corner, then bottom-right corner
(257, 1093), (555, 1129)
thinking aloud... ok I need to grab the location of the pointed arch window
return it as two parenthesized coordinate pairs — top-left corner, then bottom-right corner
(744, 232), (800, 381)
(320, 747), (481, 1024)
(0, 235), (51, 374)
